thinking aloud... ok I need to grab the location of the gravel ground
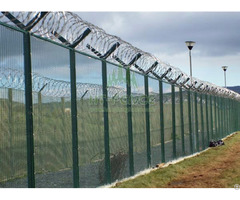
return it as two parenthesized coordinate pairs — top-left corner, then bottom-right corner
(0, 136), (196, 188)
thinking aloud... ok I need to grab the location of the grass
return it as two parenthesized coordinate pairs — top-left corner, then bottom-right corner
(0, 88), (179, 182)
(114, 131), (240, 188)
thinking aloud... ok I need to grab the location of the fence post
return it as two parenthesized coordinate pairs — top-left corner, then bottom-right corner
(214, 96), (217, 140)
(179, 88), (185, 156)
(200, 94), (205, 149)
(187, 90), (193, 154)
(159, 81), (165, 163)
(223, 98), (226, 136)
(126, 68), (134, 176)
(210, 96), (214, 140)
(23, 32), (35, 188)
(217, 97), (221, 139)
(205, 94), (209, 144)
(226, 99), (229, 135)
(220, 98), (224, 138)
(102, 61), (111, 184)
(171, 85), (176, 159)
(194, 92), (199, 152)
(69, 49), (79, 188)
(144, 76), (151, 167)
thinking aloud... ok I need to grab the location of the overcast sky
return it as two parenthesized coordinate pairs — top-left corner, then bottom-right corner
(76, 12), (240, 87)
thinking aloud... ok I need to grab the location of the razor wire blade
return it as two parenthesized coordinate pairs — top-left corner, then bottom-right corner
(0, 11), (239, 101)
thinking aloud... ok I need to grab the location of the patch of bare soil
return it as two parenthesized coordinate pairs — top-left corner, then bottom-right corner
(167, 134), (240, 188)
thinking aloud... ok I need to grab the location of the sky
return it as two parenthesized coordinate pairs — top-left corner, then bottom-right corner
(1, 1), (240, 90)
(75, 12), (240, 87)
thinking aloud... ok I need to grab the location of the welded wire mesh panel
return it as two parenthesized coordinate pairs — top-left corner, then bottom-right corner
(107, 64), (129, 182)
(148, 78), (161, 166)
(190, 91), (197, 153)
(175, 87), (182, 158)
(207, 95), (212, 143)
(183, 89), (191, 156)
(31, 36), (72, 188)
(162, 82), (172, 162)
(212, 96), (218, 140)
(199, 94), (206, 150)
(75, 54), (104, 188)
(196, 94), (203, 151)
(0, 26), (27, 188)
(131, 72), (147, 173)
(203, 95), (208, 147)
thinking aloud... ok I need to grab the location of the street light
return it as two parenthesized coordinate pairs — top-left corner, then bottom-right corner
(185, 41), (196, 152)
(185, 41), (196, 81)
(222, 66), (228, 88)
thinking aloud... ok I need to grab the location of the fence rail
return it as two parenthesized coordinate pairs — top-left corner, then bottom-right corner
(0, 12), (240, 188)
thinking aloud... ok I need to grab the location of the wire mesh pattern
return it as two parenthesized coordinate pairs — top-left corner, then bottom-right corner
(0, 12), (240, 188)
(0, 66), (125, 98)
(0, 11), (240, 101)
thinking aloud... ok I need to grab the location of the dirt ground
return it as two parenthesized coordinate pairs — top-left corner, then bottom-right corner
(114, 132), (240, 188)
(167, 133), (240, 188)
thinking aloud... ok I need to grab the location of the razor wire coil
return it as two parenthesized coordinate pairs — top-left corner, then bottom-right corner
(0, 11), (239, 101)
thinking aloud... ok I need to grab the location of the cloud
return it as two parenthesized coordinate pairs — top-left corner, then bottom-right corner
(77, 12), (240, 57)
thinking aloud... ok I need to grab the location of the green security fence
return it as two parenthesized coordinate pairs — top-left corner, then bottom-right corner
(0, 20), (240, 188)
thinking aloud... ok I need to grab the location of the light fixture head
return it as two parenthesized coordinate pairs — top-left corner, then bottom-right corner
(185, 41), (196, 50)
(222, 66), (228, 71)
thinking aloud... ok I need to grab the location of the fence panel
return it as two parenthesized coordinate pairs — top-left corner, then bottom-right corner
(175, 86), (182, 158)
(0, 26), (27, 187)
(31, 36), (72, 188)
(148, 77), (161, 166)
(107, 64), (130, 183)
(0, 20), (240, 188)
(131, 71), (147, 173)
(182, 89), (190, 156)
(162, 82), (173, 162)
(75, 53), (105, 187)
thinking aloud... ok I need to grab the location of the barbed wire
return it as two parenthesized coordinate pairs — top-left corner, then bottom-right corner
(0, 66), (125, 98)
(0, 11), (239, 101)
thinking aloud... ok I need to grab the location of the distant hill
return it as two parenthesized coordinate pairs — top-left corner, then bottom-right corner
(227, 86), (240, 94)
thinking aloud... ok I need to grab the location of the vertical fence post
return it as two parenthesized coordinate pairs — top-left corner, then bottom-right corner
(217, 97), (221, 139)
(69, 49), (79, 188)
(23, 32), (35, 188)
(102, 61), (111, 184)
(194, 92), (199, 152)
(144, 76), (151, 167)
(214, 96), (217, 141)
(229, 99), (231, 133)
(220, 98), (223, 138)
(126, 68), (134, 176)
(221, 98), (224, 137)
(205, 94), (209, 144)
(210, 96), (214, 140)
(187, 90), (193, 154)
(226, 99), (229, 135)
(159, 81), (165, 163)
(171, 85), (176, 159)
(200, 94), (205, 149)
(223, 98), (226, 136)
(234, 100), (237, 131)
(179, 88), (185, 156)
(232, 100), (234, 132)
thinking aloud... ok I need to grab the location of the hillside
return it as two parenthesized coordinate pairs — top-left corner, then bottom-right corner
(227, 86), (240, 94)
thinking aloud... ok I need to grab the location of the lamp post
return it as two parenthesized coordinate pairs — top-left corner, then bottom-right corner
(185, 41), (196, 82)
(185, 41), (196, 152)
(222, 66), (228, 88)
